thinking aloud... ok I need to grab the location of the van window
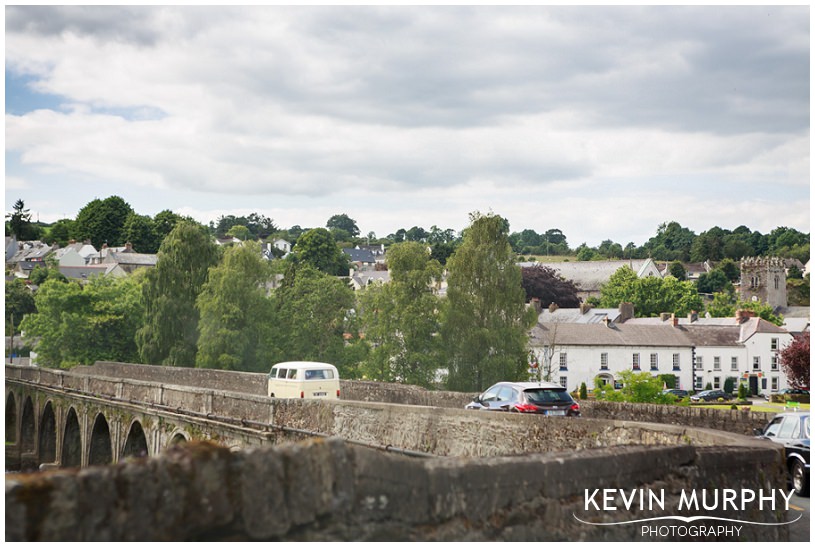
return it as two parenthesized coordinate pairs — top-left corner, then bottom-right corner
(276, 368), (287, 378)
(305, 369), (334, 380)
(287, 369), (298, 379)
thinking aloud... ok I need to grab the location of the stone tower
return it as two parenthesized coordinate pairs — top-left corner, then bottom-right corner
(739, 257), (787, 309)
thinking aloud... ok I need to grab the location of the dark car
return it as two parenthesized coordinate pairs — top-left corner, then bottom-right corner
(754, 412), (810, 496)
(690, 389), (733, 402)
(465, 381), (580, 416)
(663, 388), (689, 399)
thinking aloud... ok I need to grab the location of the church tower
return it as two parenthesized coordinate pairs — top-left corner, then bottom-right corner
(739, 257), (787, 309)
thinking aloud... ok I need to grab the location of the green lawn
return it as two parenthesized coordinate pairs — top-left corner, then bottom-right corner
(691, 401), (809, 413)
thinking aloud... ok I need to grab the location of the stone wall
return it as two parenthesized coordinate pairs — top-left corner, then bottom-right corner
(5, 437), (789, 541)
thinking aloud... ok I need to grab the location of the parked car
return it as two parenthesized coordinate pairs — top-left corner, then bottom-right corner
(754, 412), (810, 497)
(662, 388), (689, 399)
(690, 389), (734, 402)
(267, 361), (340, 399)
(764, 388), (810, 401)
(465, 381), (580, 416)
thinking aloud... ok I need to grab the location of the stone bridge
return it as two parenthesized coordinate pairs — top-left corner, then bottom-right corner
(5, 362), (792, 541)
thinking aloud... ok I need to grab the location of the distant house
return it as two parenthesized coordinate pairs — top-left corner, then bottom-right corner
(215, 236), (242, 246)
(102, 244), (158, 274)
(535, 302), (634, 325)
(349, 270), (391, 291)
(7, 240), (55, 269)
(343, 248), (377, 270)
(518, 258), (662, 302)
(5, 236), (17, 262)
(59, 263), (123, 281)
(356, 244), (386, 264)
(55, 240), (98, 267)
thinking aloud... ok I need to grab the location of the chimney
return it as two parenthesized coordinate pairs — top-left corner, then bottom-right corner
(618, 302), (634, 322)
(125, 242), (133, 252)
(603, 317), (611, 328)
(69, 239), (76, 244)
(736, 309), (756, 324)
(660, 312), (671, 322)
(688, 310), (698, 323)
(530, 297), (542, 315)
(548, 302), (559, 313)
(580, 302), (592, 315)
(671, 313), (678, 327)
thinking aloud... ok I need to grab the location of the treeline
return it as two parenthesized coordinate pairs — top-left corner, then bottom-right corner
(16, 213), (537, 393)
(6, 197), (810, 266)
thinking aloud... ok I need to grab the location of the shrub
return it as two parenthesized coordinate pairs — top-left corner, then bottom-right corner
(738, 383), (748, 400)
(579, 382), (588, 400)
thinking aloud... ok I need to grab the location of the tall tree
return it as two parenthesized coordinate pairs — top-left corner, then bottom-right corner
(358, 242), (443, 387)
(136, 221), (220, 366)
(779, 332), (809, 389)
(521, 265), (581, 308)
(6, 199), (39, 240)
(196, 242), (273, 371)
(272, 264), (355, 369)
(72, 195), (134, 249)
(326, 213), (360, 238)
(5, 279), (36, 335)
(598, 266), (703, 317)
(20, 275), (144, 368)
(123, 213), (160, 253)
(45, 218), (75, 247)
(441, 212), (536, 392)
(291, 228), (349, 276)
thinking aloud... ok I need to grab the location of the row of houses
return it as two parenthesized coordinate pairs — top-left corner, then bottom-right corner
(530, 303), (807, 396)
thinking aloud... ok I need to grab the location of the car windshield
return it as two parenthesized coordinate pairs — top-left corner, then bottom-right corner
(524, 388), (571, 403)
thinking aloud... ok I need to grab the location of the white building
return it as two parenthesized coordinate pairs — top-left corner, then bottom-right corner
(528, 320), (695, 392)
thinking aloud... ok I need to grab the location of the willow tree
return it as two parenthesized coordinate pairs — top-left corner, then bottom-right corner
(441, 212), (537, 392)
(358, 241), (443, 387)
(195, 241), (273, 372)
(136, 221), (219, 366)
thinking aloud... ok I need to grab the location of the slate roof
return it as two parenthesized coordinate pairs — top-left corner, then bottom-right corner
(681, 325), (742, 347)
(106, 251), (158, 266)
(518, 259), (656, 292)
(529, 322), (694, 348)
(343, 248), (376, 263)
(59, 264), (118, 280)
(537, 308), (622, 324)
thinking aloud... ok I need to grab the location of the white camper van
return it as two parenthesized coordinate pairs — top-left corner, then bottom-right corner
(267, 361), (340, 399)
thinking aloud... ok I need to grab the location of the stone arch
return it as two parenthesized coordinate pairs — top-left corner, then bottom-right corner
(169, 431), (188, 446)
(88, 413), (113, 466)
(61, 407), (82, 468)
(122, 420), (149, 460)
(20, 396), (36, 455)
(6, 392), (17, 443)
(38, 401), (57, 465)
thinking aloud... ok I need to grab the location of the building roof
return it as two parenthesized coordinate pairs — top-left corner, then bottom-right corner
(343, 248), (376, 263)
(518, 259), (657, 292)
(530, 322), (694, 348)
(680, 325), (742, 347)
(537, 307), (623, 324)
(59, 264), (118, 280)
(106, 251), (158, 266)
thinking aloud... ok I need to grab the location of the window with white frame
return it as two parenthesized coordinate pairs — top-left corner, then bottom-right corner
(632, 353), (640, 370)
(771, 377), (779, 391)
(672, 354), (680, 371)
(753, 356), (760, 370)
(695, 356), (703, 370)
(600, 353), (608, 370)
(771, 338), (779, 351)
(559, 353), (568, 371)
(713, 356), (721, 371)
(771, 355), (778, 371)
(650, 353), (658, 371)
(731, 356), (738, 371)
(559, 376), (567, 388)
(694, 376), (703, 390)
(713, 377), (720, 389)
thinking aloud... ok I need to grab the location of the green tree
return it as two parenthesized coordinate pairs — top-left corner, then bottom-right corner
(226, 225), (251, 241)
(44, 218), (75, 247)
(123, 213), (160, 253)
(136, 221), (220, 366)
(643, 221), (696, 261)
(358, 242), (443, 387)
(272, 264), (355, 369)
(599, 268), (703, 317)
(5, 279), (36, 335)
(196, 242), (273, 371)
(6, 199), (31, 240)
(153, 210), (184, 243)
(326, 213), (360, 238)
(667, 261), (687, 280)
(717, 258), (741, 282)
(705, 292), (784, 325)
(73, 195), (134, 249)
(596, 370), (674, 404)
(696, 269), (731, 294)
(20, 275), (144, 368)
(441, 212), (536, 392)
(291, 228), (349, 276)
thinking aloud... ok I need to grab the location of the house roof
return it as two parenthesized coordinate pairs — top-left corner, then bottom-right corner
(106, 251), (158, 266)
(518, 259), (657, 292)
(681, 325), (742, 347)
(343, 248), (376, 263)
(537, 307), (623, 324)
(530, 322), (694, 348)
(59, 264), (118, 280)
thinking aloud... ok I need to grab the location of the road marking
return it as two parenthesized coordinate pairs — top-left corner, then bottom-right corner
(788, 503), (805, 512)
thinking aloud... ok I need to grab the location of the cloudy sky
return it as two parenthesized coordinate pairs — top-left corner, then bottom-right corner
(5, 5), (810, 247)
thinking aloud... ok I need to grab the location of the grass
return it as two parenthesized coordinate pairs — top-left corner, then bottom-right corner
(691, 401), (810, 413)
